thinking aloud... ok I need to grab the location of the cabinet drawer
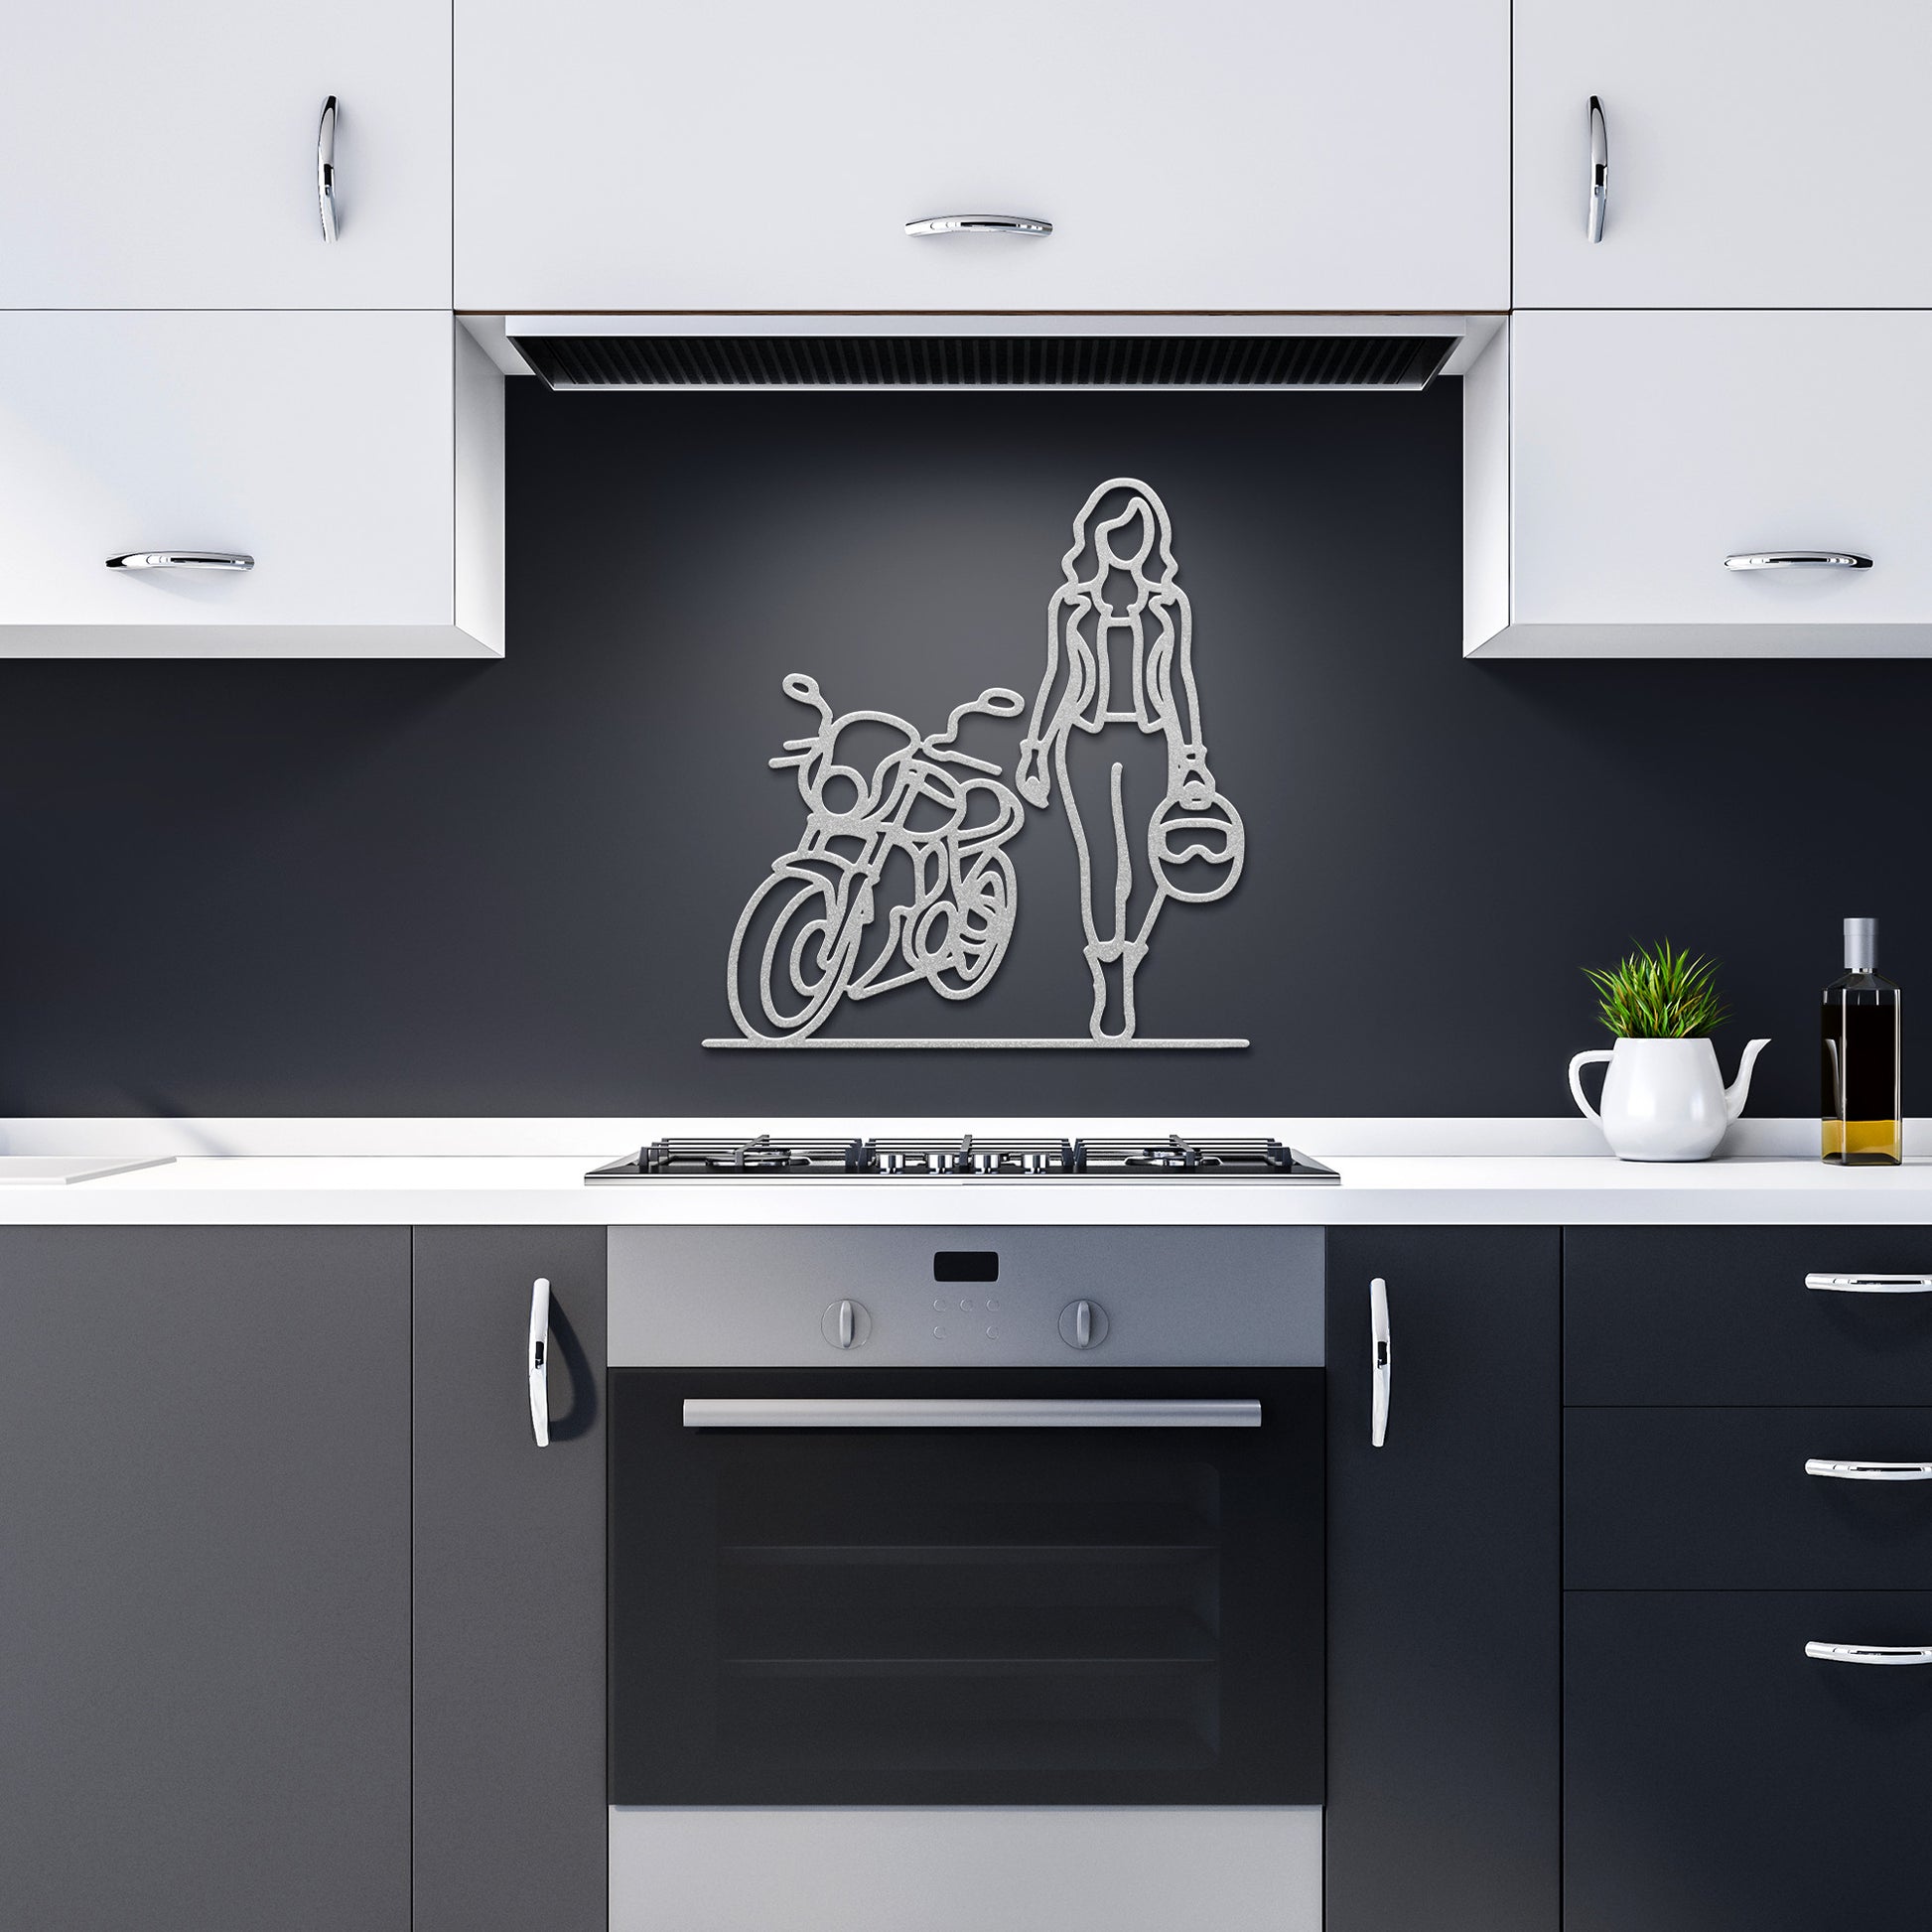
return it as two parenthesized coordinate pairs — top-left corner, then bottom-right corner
(457, 0), (1507, 312)
(0, 312), (498, 656)
(1510, 313), (1932, 632)
(1566, 1590), (1932, 1932)
(1567, 1409), (1932, 1589)
(0, 0), (450, 306)
(1515, 0), (1932, 308)
(1566, 1228), (1932, 1405)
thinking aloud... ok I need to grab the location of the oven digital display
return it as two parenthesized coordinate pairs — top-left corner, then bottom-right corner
(932, 1251), (999, 1283)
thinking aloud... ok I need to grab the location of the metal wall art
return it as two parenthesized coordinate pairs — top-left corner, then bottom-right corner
(705, 478), (1248, 1049)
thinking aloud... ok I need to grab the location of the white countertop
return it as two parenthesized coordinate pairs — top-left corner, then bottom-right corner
(4, 1150), (1932, 1225)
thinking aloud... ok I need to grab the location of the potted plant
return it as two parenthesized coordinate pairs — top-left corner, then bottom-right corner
(1568, 942), (1770, 1161)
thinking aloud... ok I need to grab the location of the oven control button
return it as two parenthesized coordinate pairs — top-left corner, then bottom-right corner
(1058, 1299), (1109, 1349)
(821, 1298), (872, 1350)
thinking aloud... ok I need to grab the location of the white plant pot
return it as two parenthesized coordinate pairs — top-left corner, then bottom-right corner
(1568, 1035), (1771, 1162)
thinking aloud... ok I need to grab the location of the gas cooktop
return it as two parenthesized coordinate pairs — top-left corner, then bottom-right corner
(587, 1134), (1339, 1182)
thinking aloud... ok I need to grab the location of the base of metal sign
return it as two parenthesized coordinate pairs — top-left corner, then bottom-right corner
(701, 1037), (1251, 1050)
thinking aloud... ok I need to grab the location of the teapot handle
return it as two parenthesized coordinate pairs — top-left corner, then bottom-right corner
(1569, 1048), (1614, 1121)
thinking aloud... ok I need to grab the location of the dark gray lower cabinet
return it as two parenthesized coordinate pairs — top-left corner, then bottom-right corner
(1567, 1590), (1932, 1932)
(412, 1227), (607, 1932)
(1565, 1225), (1932, 1928)
(1325, 1226), (1561, 1932)
(0, 1227), (411, 1932)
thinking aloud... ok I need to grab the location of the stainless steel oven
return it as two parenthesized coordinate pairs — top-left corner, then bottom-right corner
(607, 1226), (1324, 1932)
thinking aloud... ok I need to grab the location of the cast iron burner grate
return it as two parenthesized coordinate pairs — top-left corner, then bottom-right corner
(587, 1133), (1338, 1182)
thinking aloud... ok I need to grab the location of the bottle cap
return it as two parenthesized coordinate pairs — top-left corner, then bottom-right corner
(1845, 915), (1877, 971)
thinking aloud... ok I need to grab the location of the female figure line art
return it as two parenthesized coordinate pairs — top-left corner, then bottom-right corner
(713, 476), (1246, 1047)
(1015, 477), (1244, 1040)
(724, 673), (1028, 1042)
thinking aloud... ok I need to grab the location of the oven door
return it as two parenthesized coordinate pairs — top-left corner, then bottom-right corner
(609, 1366), (1322, 1808)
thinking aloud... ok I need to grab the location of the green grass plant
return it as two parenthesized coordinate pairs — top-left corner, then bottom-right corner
(1585, 940), (1730, 1039)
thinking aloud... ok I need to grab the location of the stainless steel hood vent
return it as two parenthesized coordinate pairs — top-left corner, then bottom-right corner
(498, 315), (1495, 392)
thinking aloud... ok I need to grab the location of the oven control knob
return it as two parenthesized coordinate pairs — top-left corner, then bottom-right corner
(821, 1298), (872, 1350)
(1058, 1299), (1109, 1350)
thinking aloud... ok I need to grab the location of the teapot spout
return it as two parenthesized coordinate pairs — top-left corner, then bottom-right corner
(1725, 1037), (1772, 1120)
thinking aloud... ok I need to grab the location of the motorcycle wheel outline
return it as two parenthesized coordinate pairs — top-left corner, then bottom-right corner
(726, 862), (871, 1042)
(906, 845), (1019, 1001)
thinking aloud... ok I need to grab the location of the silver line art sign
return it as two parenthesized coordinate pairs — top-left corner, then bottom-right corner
(705, 478), (1248, 1050)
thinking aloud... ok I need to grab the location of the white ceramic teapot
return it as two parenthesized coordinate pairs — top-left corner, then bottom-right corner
(1568, 1035), (1771, 1162)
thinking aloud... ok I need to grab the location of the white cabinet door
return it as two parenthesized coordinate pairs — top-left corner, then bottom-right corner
(0, 0), (450, 307)
(1516, 0), (1932, 307)
(0, 313), (500, 656)
(1466, 312), (1932, 656)
(456, 0), (1507, 313)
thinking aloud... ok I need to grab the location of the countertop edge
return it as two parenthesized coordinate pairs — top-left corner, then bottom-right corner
(3, 1156), (1932, 1226)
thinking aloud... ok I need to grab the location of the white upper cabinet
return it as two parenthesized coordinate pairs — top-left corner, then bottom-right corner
(456, 0), (1508, 314)
(1465, 312), (1932, 657)
(0, 0), (451, 307)
(1515, 0), (1932, 308)
(0, 312), (500, 656)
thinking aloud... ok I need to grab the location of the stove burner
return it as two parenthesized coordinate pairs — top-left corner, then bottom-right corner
(591, 1133), (1337, 1183)
(635, 1135), (868, 1176)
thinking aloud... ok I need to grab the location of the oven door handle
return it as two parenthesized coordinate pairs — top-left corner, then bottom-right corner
(681, 1398), (1262, 1429)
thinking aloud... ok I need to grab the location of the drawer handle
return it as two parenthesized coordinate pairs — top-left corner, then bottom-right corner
(528, 1277), (551, 1448)
(904, 213), (1053, 237)
(1725, 551), (1872, 571)
(1807, 1458), (1932, 1481)
(1587, 95), (1608, 243)
(318, 95), (339, 242)
(1806, 1641), (1932, 1666)
(1369, 1276), (1392, 1449)
(107, 551), (254, 572)
(1806, 1274), (1932, 1293)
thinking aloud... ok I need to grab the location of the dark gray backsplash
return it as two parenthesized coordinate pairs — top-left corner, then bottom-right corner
(0, 380), (1919, 1116)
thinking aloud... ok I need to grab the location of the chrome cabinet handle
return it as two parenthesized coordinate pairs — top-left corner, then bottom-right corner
(107, 551), (253, 572)
(1369, 1277), (1392, 1449)
(318, 95), (339, 242)
(683, 1398), (1259, 1429)
(1587, 95), (1608, 242)
(1806, 1273), (1932, 1293)
(528, 1277), (551, 1448)
(1726, 551), (1872, 571)
(1807, 1458), (1932, 1481)
(905, 213), (1052, 237)
(1806, 1641), (1932, 1665)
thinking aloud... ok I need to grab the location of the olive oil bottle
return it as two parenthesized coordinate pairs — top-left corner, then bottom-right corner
(1822, 916), (1902, 1165)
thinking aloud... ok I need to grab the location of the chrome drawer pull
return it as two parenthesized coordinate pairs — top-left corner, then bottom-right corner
(528, 1277), (551, 1448)
(318, 95), (339, 242)
(1587, 95), (1608, 242)
(1806, 1641), (1932, 1666)
(1807, 1458), (1932, 1481)
(1725, 552), (1872, 571)
(905, 213), (1052, 237)
(683, 1398), (1259, 1429)
(1369, 1276), (1391, 1449)
(106, 551), (254, 572)
(1806, 1273), (1932, 1293)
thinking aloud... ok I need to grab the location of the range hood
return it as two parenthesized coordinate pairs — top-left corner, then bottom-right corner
(500, 315), (1501, 392)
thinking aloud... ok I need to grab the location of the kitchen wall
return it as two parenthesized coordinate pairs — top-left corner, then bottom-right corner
(0, 379), (1920, 1117)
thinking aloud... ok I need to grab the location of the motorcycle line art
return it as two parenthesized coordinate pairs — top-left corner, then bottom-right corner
(717, 673), (1029, 1044)
(707, 476), (1247, 1048)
